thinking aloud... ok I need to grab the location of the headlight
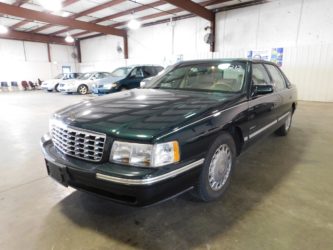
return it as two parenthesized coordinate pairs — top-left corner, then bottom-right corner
(104, 82), (118, 89)
(110, 141), (180, 167)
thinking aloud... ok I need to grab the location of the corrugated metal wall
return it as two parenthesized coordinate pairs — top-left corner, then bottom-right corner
(212, 44), (333, 102)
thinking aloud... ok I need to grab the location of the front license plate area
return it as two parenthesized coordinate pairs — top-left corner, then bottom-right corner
(46, 161), (69, 187)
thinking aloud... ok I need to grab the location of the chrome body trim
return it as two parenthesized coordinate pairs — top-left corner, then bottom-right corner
(278, 111), (290, 121)
(96, 158), (205, 185)
(247, 111), (290, 140)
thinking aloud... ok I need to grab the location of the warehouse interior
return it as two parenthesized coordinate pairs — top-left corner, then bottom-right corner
(0, 0), (333, 249)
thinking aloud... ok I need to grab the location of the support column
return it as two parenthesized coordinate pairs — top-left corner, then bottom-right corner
(123, 35), (128, 59)
(76, 40), (82, 63)
(47, 43), (51, 62)
(210, 14), (216, 53)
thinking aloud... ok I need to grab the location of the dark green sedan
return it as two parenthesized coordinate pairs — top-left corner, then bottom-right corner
(41, 59), (297, 206)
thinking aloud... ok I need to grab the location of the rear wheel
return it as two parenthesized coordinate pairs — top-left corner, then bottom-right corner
(275, 110), (293, 136)
(77, 84), (88, 95)
(193, 133), (236, 201)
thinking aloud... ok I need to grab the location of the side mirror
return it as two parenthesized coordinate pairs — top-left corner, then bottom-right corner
(252, 84), (273, 96)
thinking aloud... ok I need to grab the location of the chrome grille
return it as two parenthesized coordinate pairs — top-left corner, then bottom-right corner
(50, 122), (106, 162)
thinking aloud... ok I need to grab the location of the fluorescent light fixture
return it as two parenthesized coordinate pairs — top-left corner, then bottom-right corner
(0, 24), (8, 34)
(38, 0), (62, 12)
(61, 11), (71, 17)
(65, 33), (74, 43)
(127, 18), (141, 30)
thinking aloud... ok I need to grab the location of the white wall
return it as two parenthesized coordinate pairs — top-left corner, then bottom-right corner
(79, 0), (333, 102)
(0, 39), (78, 84)
(215, 0), (333, 102)
(80, 35), (126, 72)
(79, 16), (211, 71)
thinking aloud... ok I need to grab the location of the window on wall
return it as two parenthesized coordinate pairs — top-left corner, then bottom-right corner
(62, 66), (71, 74)
(265, 64), (286, 90)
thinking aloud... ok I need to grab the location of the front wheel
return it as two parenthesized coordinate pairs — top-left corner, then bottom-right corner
(193, 133), (236, 202)
(77, 84), (88, 95)
(55, 84), (60, 92)
(275, 111), (293, 136)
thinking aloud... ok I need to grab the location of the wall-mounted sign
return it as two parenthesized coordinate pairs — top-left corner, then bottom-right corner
(247, 47), (284, 66)
(270, 48), (284, 67)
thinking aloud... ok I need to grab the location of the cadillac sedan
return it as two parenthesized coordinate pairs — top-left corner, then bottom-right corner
(41, 59), (297, 206)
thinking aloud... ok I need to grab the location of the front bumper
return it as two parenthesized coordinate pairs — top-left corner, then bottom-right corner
(92, 87), (118, 95)
(41, 134), (204, 206)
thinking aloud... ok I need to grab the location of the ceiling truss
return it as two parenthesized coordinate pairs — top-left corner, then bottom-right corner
(0, 0), (264, 57)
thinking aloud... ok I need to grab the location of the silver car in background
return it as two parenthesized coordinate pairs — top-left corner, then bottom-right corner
(58, 72), (111, 95)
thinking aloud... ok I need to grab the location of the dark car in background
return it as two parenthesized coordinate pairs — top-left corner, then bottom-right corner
(41, 59), (297, 206)
(92, 65), (163, 95)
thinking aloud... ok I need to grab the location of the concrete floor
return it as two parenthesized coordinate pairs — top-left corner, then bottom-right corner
(0, 91), (332, 250)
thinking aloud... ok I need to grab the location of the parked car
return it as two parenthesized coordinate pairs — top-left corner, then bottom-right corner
(92, 65), (164, 95)
(58, 72), (112, 95)
(41, 59), (297, 206)
(41, 73), (81, 92)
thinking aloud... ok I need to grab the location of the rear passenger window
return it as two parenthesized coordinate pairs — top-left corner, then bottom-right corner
(265, 64), (286, 90)
(252, 64), (270, 85)
(142, 67), (155, 77)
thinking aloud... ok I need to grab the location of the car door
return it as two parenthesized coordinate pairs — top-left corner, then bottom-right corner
(247, 63), (282, 142)
(87, 73), (102, 90)
(125, 67), (145, 89)
(264, 64), (293, 120)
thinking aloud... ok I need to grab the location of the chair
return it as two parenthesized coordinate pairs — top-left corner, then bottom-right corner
(21, 81), (29, 90)
(1, 81), (8, 87)
(28, 81), (36, 90)
(11, 81), (18, 87)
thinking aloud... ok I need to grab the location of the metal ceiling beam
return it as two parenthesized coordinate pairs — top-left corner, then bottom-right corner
(31, 0), (126, 33)
(13, 0), (28, 7)
(0, 2), (126, 37)
(73, 0), (230, 38)
(10, 0), (80, 29)
(162, 0), (214, 21)
(0, 29), (70, 45)
(50, 0), (165, 36)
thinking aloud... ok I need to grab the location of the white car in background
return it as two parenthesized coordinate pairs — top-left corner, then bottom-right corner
(41, 73), (81, 92)
(58, 72), (112, 95)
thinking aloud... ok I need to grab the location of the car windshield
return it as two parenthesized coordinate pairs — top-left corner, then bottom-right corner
(151, 61), (246, 93)
(78, 73), (93, 80)
(111, 67), (132, 77)
(54, 74), (64, 79)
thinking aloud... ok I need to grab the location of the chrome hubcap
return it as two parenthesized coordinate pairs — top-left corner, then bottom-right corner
(208, 144), (232, 191)
(285, 112), (292, 131)
(79, 86), (87, 94)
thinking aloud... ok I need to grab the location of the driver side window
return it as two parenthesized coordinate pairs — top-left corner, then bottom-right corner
(252, 64), (270, 85)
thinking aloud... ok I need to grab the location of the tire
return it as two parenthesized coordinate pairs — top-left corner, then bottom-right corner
(194, 132), (236, 202)
(275, 110), (293, 136)
(77, 84), (88, 95)
(55, 83), (60, 92)
(47, 89), (52, 92)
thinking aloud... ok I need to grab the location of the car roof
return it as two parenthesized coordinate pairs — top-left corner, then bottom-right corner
(176, 58), (277, 66)
(126, 64), (164, 67)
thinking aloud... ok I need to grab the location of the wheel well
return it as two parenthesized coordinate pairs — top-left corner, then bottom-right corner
(227, 126), (244, 156)
(292, 102), (296, 114)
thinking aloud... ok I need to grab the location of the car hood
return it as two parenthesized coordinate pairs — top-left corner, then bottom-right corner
(54, 89), (239, 141)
